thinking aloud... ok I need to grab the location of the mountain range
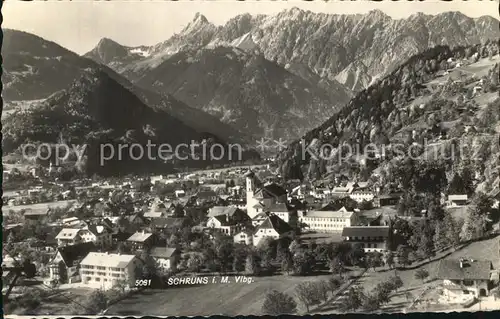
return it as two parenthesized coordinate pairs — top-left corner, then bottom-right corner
(86, 8), (498, 91)
(2, 9), (498, 176)
(84, 8), (498, 140)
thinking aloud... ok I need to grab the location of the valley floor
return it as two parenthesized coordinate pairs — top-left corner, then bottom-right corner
(101, 235), (500, 316)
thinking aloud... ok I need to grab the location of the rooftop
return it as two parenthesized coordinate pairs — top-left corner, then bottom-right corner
(304, 207), (354, 219)
(448, 194), (468, 201)
(207, 206), (244, 218)
(437, 259), (493, 280)
(341, 226), (390, 238)
(149, 247), (178, 259)
(56, 242), (96, 266)
(126, 231), (153, 242)
(80, 252), (137, 268)
(55, 228), (81, 240)
(256, 214), (292, 235)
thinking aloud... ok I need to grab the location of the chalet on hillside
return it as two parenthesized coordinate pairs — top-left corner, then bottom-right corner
(437, 258), (493, 300)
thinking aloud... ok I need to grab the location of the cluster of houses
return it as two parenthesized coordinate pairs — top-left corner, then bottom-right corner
(200, 170), (394, 251)
(3, 165), (499, 303)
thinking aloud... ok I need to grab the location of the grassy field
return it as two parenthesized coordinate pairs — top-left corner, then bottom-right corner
(106, 274), (335, 316)
(2, 200), (76, 216)
(105, 235), (500, 316)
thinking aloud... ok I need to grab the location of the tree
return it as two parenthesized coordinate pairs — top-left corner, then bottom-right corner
(396, 245), (410, 267)
(245, 254), (261, 276)
(292, 253), (314, 276)
(362, 293), (381, 312)
(232, 246), (247, 273)
(313, 281), (330, 303)
(348, 243), (366, 267)
(328, 276), (342, 294)
(384, 251), (394, 269)
(433, 220), (448, 252)
(262, 290), (297, 315)
(215, 238), (235, 273)
(414, 268), (429, 283)
(187, 254), (204, 272)
(329, 257), (345, 275)
(366, 252), (383, 271)
(281, 252), (293, 275)
(295, 282), (322, 313)
(80, 290), (109, 314)
(443, 211), (461, 248)
(339, 287), (365, 312)
(389, 276), (404, 292)
(139, 251), (158, 279)
(373, 283), (391, 304)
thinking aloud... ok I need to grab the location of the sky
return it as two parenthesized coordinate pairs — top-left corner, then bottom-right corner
(3, 0), (499, 55)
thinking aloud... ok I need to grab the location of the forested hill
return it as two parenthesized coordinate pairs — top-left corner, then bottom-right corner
(277, 40), (500, 184)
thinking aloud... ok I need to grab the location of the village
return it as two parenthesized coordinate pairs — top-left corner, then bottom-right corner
(2, 157), (500, 315)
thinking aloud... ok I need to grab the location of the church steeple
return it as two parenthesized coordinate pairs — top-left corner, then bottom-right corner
(245, 169), (261, 219)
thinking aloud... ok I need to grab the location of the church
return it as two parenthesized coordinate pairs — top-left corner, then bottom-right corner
(245, 170), (287, 219)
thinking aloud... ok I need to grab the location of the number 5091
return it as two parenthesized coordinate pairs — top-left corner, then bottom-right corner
(135, 279), (152, 287)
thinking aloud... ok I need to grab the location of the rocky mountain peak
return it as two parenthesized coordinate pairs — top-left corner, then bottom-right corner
(183, 12), (212, 34)
(193, 12), (209, 24)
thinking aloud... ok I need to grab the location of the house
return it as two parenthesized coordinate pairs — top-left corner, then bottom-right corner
(267, 203), (290, 223)
(288, 185), (307, 200)
(206, 215), (244, 236)
(55, 225), (112, 248)
(437, 258), (493, 300)
(144, 201), (168, 219)
(447, 195), (468, 207)
(149, 247), (180, 273)
(234, 229), (254, 246)
(61, 217), (85, 227)
(252, 211), (272, 227)
(126, 231), (156, 250)
(195, 190), (219, 204)
(253, 214), (293, 247)
(46, 242), (97, 285)
(331, 184), (355, 197)
(80, 252), (143, 290)
(79, 224), (113, 248)
(23, 209), (51, 221)
(150, 217), (185, 231)
(341, 226), (391, 252)
(124, 213), (149, 230)
(56, 228), (83, 247)
(208, 206), (251, 224)
(175, 190), (186, 198)
(374, 193), (403, 207)
(349, 190), (375, 203)
(298, 207), (358, 233)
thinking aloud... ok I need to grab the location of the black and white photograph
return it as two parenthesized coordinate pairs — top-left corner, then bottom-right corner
(1, 0), (500, 316)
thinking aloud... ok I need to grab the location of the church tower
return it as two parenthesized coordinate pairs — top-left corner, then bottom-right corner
(244, 170), (260, 218)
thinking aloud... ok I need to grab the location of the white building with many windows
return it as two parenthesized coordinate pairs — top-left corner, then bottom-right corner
(79, 252), (142, 290)
(299, 207), (357, 233)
